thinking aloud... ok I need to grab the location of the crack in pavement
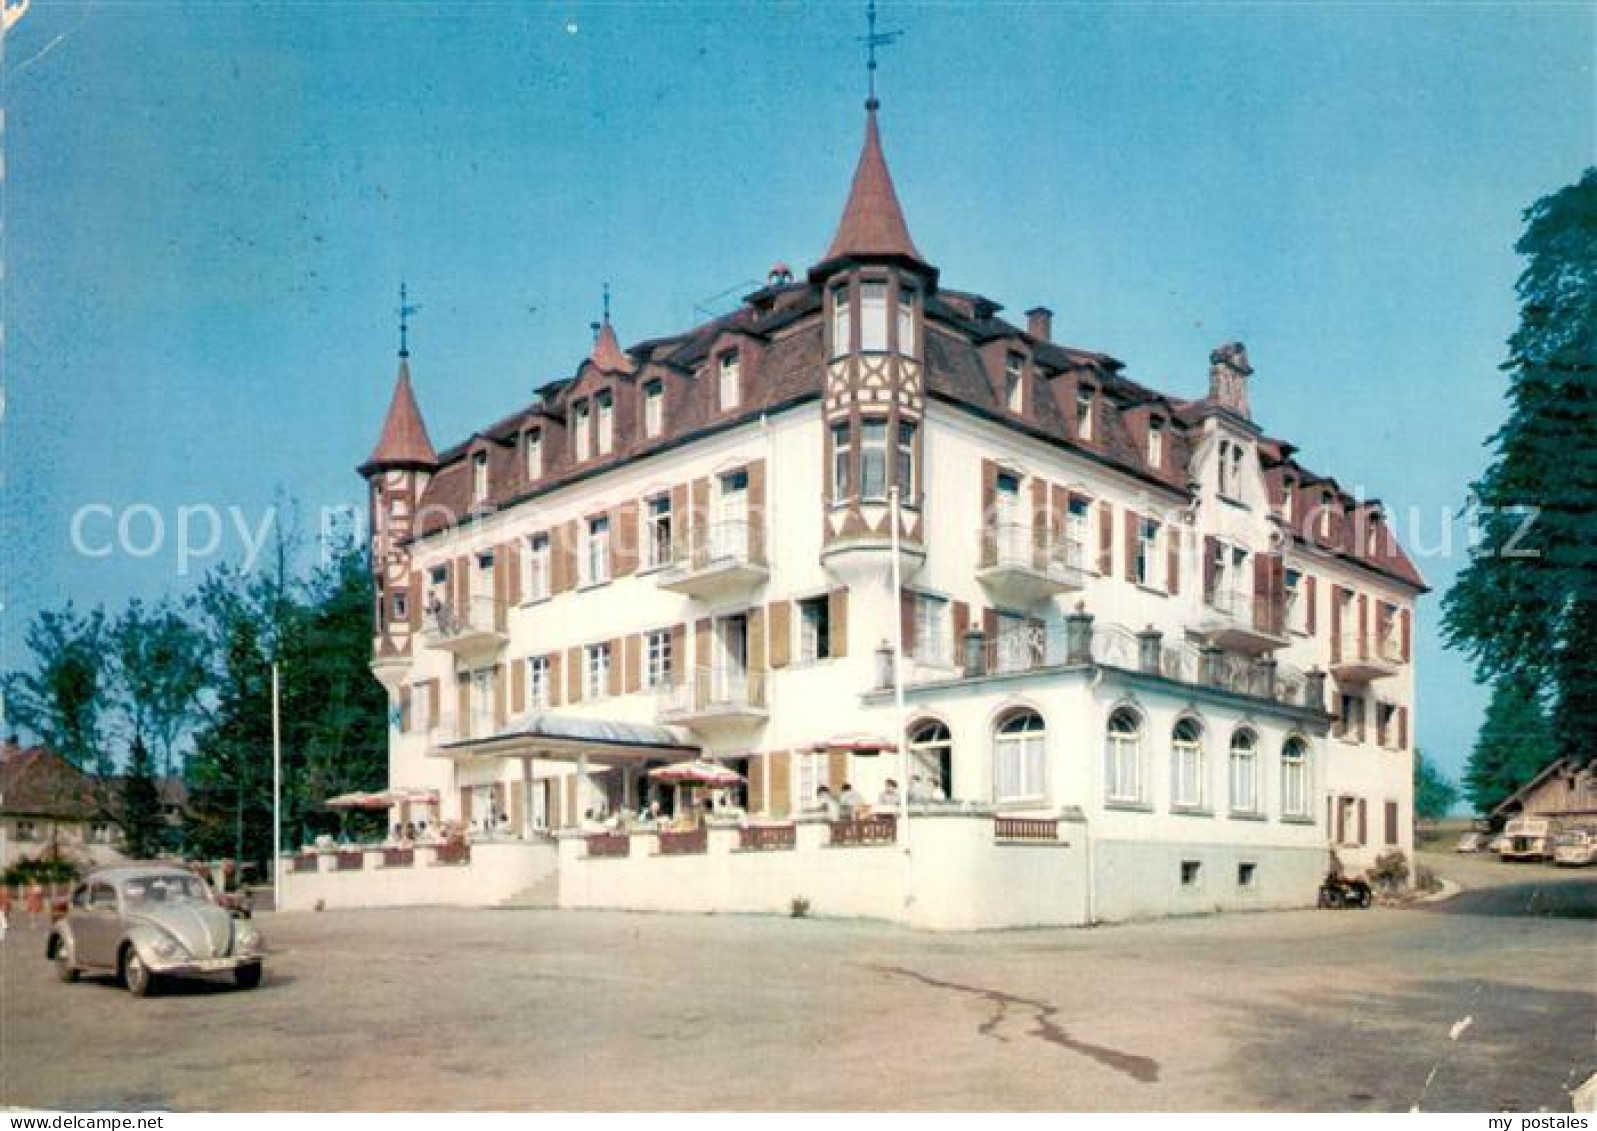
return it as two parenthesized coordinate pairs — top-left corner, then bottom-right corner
(869, 965), (1160, 1083)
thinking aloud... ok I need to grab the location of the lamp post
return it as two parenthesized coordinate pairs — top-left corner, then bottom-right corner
(889, 486), (912, 912)
(271, 661), (282, 912)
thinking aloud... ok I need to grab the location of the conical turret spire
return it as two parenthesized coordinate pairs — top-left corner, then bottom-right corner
(821, 101), (925, 267)
(362, 357), (437, 474)
(588, 284), (635, 373)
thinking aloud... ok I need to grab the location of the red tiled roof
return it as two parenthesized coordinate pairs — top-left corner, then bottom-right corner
(590, 320), (635, 375)
(0, 742), (104, 821)
(362, 358), (437, 473)
(820, 103), (925, 267)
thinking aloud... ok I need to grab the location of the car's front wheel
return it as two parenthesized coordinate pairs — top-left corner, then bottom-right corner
(122, 946), (155, 997)
(52, 939), (78, 983)
(234, 962), (263, 990)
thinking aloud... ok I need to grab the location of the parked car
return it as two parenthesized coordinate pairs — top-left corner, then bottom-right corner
(1553, 828), (1597, 867)
(1500, 816), (1557, 862)
(45, 865), (265, 996)
(1454, 831), (1490, 854)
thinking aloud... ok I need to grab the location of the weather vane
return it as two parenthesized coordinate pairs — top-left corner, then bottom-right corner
(858, 0), (902, 107)
(397, 281), (420, 358)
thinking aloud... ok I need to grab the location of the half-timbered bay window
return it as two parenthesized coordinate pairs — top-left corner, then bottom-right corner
(860, 418), (889, 500)
(993, 709), (1047, 805)
(643, 495), (672, 570)
(584, 642), (611, 699)
(860, 281), (888, 352)
(1228, 729), (1259, 814)
(1280, 737), (1309, 819)
(897, 287), (917, 357)
(831, 422), (853, 502)
(582, 515), (611, 586)
(1171, 717), (1206, 810)
(1105, 707), (1145, 805)
(895, 420), (917, 499)
(830, 283), (851, 359)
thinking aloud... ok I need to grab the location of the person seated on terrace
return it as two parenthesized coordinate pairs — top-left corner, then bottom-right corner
(929, 777), (948, 802)
(813, 785), (839, 820)
(838, 782), (864, 817)
(878, 779), (901, 808)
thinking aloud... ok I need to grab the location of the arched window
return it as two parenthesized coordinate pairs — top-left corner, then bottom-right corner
(1171, 717), (1206, 810)
(1281, 737), (1310, 819)
(1229, 729), (1259, 814)
(908, 720), (952, 801)
(993, 709), (1047, 804)
(1105, 708), (1144, 804)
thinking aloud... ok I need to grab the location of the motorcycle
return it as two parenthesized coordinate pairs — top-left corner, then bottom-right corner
(1317, 871), (1373, 909)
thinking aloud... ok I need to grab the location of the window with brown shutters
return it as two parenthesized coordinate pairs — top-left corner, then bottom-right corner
(1305, 575), (1318, 635)
(1384, 801), (1399, 846)
(566, 646), (583, 703)
(1357, 798), (1368, 846)
(828, 588), (849, 659)
(767, 600), (792, 668)
(511, 658), (526, 714)
(1166, 527), (1181, 595)
(1122, 509), (1139, 584)
(547, 651), (563, 708)
(1097, 501), (1113, 575)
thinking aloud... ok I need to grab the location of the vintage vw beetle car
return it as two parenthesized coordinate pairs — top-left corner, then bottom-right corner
(46, 865), (265, 996)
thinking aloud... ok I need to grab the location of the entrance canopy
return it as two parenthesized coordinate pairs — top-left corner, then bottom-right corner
(432, 712), (699, 766)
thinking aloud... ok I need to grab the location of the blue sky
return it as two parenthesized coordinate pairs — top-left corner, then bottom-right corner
(2, 2), (1593, 787)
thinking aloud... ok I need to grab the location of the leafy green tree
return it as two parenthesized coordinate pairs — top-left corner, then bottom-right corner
(1443, 169), (1597, 767)
(119, 736), (167, 859)
(1413, 749), (1459, 823)
(110, 599), (208, 779)
(2, 604), (111, 777)
(1464, 677), (1556, 815)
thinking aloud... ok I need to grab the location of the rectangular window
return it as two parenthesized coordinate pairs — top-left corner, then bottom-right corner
(1135, 518), (1161, 588)
(1284, 568), (1305, 632)
(526, 533), (550, 601)
(472, 451), (489, 504)
(1218, 439), (1235, 497)
(1067, 495), (1091, 567)
(643, 495), (672, 570)
(860, 418), (888, 501)
(1148, 418), (1164, 468)
(392, 592), (408, 621)
(831, 284), (850, 358)
(1377, 701), (1397, 748)
(528, 656), (551, 711)
(645, 629), (672, 690)
(1076, 387), (1095, 441)
(525, 430), (542, 480)
(643, 380), (664, 437)
(1337, 692), (1366, 740)
(1005, 352), (1024, 413)
(895, 420), (917, 498)
(897, 288), (916, 357)
(582, 516), (611, 586)
(573, 401), (591, 462)
(410, 681), (432, 731)
(596, 391), (614, 455)
(860, 282), (888, 352)
(718, 352), (741, 411)
(912, 592), (949, 665)
(831, 422), (852, 502)
(1180, 860), (1202, 887)
(796, 752), (827, 809)
(1384, 800), (1399, 846)
(798, 596), (832, 663)
(584, 642), (611, 699)
(1281, 476), (1296, 522)
(1238, 862), (1257, 888)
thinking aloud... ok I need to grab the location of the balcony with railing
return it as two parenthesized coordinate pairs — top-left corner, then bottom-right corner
(421, 595), (507, 655)
(1195, 588), (1288, 654)
(656, 520), (768, 598)
(1331, 629), (1403, 683)
(656, 666), (768, 727)
(976, 523), (1086, 606)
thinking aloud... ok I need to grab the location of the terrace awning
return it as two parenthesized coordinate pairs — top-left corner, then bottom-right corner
(432, 712), (699, 765)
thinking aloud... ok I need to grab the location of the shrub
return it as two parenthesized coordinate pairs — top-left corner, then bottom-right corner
(789, 895), (811, 918)
(2, 853), (83, 887)
(1367, 850), (1411, 894)
(1414, 864), (1442, 894)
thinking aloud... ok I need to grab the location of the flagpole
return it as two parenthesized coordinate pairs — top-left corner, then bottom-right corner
(889, 486), (912, 913)
(271, 661), (282, 912)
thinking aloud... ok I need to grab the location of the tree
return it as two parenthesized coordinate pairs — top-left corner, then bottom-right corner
(2, 604), (111, 776)
(119, 736), (167, 859)
(110, 600), (208, 780)
(1413, 749), (1459, 823)
(1443, 169), (1597, 767)
(1463, 677), (1556, 816)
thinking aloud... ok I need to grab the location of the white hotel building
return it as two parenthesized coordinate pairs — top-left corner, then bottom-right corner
(323, 99), (1426, 927)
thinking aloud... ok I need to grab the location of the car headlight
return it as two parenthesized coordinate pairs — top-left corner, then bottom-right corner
(150, 933), (186, 960)
(233, 925), (261, 954)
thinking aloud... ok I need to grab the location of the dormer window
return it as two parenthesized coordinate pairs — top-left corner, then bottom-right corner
(596, 390), (614, 455)
(1147, 418), (1164, 469)
(1004, 353), (1024, 414)
(831, 284), (851, 358)
(897, 287), (917, 358)
(1217, 439), (1245, 500)
(1280, 475), (1296, 522)
(718, 351), (741, 411)
(643, 380), (664, 437)
(524, 430), (542, 480)
(1075, 386), (1095, 442)
(471, 451), (489, 504)
(572, 400), (591, 462)
(1319, 490), (1335, 539)
(860, 281), (888, 352)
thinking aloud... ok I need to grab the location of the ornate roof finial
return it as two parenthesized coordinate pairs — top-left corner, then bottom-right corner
(858, 0), (901, 109)
(396, 281), (420, 359)
(602, 281), (612, 325)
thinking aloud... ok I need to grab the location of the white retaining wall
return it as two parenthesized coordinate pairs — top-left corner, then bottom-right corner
(278, 841), (558, 911)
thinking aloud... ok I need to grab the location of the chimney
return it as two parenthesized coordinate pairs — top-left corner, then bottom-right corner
(1026, 306), (1053, 343)
(1208, 341), (1253, 418)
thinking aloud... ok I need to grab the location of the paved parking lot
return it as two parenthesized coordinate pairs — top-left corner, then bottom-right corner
(1, 854), (1592, 1112)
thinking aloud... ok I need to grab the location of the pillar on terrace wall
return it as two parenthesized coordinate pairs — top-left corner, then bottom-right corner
(1137, 627), (1163, 674)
